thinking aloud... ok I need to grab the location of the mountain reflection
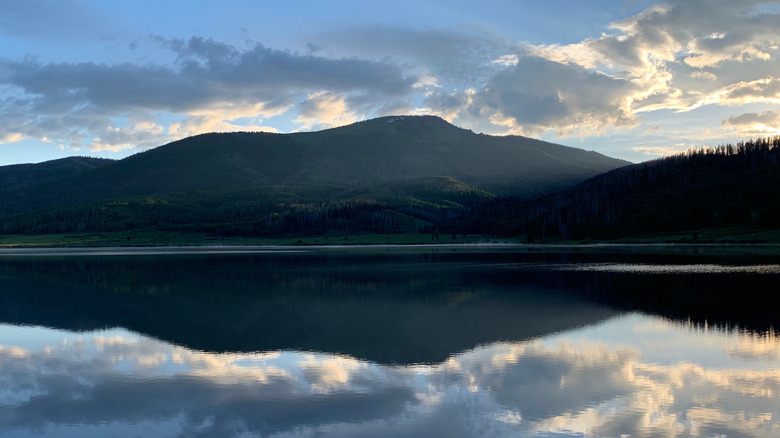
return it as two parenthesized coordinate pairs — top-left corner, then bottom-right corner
(0, 248), (623, 364)
(2, 246), (780, 365)
(2, 315), (779, 438)
(2, 246), (780, 437)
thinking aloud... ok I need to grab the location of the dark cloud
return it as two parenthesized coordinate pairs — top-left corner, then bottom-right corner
(485, 354), (634, 421)
(7, 376), (416, 436)
(723, 110), (780, 126)
(423, 91), (469, 115)
(0, 345), (417, 437)
(471, 56), (639, 134)
(3, 37), (415, 114)
(423, 345), (638, 425)
(0, 36), (417, 150)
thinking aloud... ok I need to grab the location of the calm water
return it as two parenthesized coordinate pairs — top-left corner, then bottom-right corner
(1, 244), (780, 437)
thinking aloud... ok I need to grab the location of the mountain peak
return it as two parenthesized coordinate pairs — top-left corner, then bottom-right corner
(363, 114), (458, 130)
(0, 116), (628, 214)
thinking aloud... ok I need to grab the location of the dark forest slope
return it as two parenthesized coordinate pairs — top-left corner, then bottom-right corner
(0, 157), (112, 192)
(517, 138), (780, 240)
(287, 116), (625, 191)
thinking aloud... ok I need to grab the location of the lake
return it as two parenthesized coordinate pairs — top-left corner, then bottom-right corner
(1, 244), (780, 437)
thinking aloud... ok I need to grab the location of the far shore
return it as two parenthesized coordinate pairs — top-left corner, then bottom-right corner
(1, 228), (780, 254)
(0, 231), (522, 249)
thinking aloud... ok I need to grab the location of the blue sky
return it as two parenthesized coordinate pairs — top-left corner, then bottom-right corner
(2, 0), (780, 165)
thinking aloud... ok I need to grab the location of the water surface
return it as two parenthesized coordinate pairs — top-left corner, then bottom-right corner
(1, 244), (779, 437)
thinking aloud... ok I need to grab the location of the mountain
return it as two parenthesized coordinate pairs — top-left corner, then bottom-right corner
(0, 116), (627, 213)
(0, 156), (112, 192)
(0, 116), (630, 237)
(285, 116), (626, 191)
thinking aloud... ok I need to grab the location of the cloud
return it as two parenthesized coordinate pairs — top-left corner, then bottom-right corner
(88, 119), (166, 152)
(729, 331), (780, 362)
(166, 115), (280, 139)
(723, 110), (780, 127)
(468, 56), (640, 136)
(710, 76), (780, 106)
(0, 336), (417, 437)
(3, 315), (780, 438)
(306, 1), (780, 140)
(4, 0), (780, 159)
(491, 55), (519, 67)
(506, 0), (780, 132)
(434, 340), (638, 422)
(630, 144), (699, 157)
(422, 90), (471, 122)
(0, 37), (417, 151)
(0, 131), (24, 143)
(721, 109), (780, 136)
(4, 37), (414, 114)
(312, 24), (644, 136)
(690, 70), (718, 81)
(295, 91), (360, 130)
(601, 0), (780, 71)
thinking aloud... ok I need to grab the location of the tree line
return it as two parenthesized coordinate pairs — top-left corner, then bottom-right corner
(513, 137), (780, 240)
(0, 178), (492, 237)
(4, 137), (778, 240)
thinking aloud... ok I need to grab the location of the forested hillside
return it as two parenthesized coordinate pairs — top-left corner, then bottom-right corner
(0, 116), (626, 216)
(0, 177), (494, 237)
(512, 138), (780, 241)
(0, 157), (112, 192)
(3, 130), (778, 242)
(0, 116), (630, 239)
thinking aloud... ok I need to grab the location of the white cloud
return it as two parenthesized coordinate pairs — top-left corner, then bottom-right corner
(412, 74), (441, 90)
(169, 115), (279, 138)
(0, 132), (24, 144)
(490, 55), (519, 66)
(294, 91), (360, 130)
(721, 109), (780, 136)
(702, 76), (780, 108)
(471, 0), (780, 138)
(4, 0), (780, 160)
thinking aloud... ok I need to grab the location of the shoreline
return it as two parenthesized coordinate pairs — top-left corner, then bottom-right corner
(1, 225), (779, 250)
(2, 241), (780, 257)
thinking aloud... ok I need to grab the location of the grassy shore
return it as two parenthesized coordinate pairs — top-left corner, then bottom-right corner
(604, 224), (780, 244)
(0, 231), (520, 248)
(1, 223), (778, 248)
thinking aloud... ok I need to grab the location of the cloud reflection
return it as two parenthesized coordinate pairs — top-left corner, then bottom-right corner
(1, 316), (780, 437)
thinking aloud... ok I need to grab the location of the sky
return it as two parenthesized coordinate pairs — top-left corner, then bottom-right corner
(2, 0), (780, 165)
